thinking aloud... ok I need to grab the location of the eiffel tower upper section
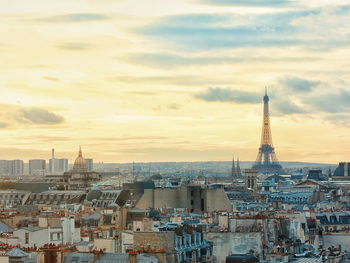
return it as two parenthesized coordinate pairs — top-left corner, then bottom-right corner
(252, 88), (282, 174)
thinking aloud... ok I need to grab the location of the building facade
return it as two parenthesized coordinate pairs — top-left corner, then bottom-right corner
(29, 159), (46, 176)
(49, 158), (69, 174)
(135, 184), (232, 213)
(0, 160), (24, 176)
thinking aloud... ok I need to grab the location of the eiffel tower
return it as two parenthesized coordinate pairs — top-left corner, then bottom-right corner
(252, 88), (282, 174)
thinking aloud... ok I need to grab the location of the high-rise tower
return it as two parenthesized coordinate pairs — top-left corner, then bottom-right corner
(252, 88), (282, 174)
(51, 148), (55, 173)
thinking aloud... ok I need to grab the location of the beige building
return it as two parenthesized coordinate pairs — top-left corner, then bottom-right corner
(244, 169), (258, 191)
(0, 190), (30, 208)
(135, 184), (232, 213)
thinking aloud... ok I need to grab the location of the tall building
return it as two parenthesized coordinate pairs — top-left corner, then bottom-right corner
(49, 149), (69, 174)
(29, 159), (46, 176)
(85, 158), (93, 171)
(58, 158), (69, 173)
(11, 160), (24, 176)
(0, 160), (8, 175)
(49, 158), (69, 173)
(50, 148), (55, 173)
(252, 88), (282, 175)
(0, 160), (24, 176)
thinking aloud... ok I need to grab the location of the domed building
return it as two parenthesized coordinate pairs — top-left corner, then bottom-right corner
(63, 147), (101, 189)
(72, 147), (88, 173)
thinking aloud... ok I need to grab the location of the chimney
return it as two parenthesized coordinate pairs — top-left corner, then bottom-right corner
(345, 162), (349, 177)
(128, 251), (137, 263)
(51, 148), (55, 173)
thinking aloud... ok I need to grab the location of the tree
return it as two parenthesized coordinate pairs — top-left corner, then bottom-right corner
(150, 174), (162, 180)
(0, 182), (16, 189)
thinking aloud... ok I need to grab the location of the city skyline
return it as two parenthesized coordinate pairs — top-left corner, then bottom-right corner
(1, 0), (350, 163)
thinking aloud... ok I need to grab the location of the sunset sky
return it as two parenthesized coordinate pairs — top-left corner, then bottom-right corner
(0, 0), (350, 163)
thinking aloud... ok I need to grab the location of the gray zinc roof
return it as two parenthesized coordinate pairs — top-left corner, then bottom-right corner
(7, 248), (28, 257)
(0, 222), (13, 233)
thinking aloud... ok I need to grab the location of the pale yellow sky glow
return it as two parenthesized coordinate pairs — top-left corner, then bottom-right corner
(0, 0), (350, 163)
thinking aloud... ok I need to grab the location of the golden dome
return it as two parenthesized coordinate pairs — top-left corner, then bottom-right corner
(72, 146), (88, 173)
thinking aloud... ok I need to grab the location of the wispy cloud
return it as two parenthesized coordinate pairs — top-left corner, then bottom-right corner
(140, 12), (308, 50)
(124, 53), (240, 68)
(278, 76), (320, 92)
(43, 76), (60, 82)
(167, 104), (181, 110)
(309, 89), (350, 114)
(196, 87), (261, 104)
(57, 42), (94, 51)
(0, 122), (9, 128)
(124, 52), (321, 69)
(0, 104), (64, 128)
(16, 107), (64, 125)
(196, 0), (294, 7)
(108, 74), (226, 86)
(35, 13), (109, 23)
(324, 113), (350, 127)
(140, 7), (350, 50)
(194, 76), (350, 127)
(273, 100), (306, 115)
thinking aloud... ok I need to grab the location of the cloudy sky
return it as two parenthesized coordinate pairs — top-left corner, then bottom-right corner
(0, 0), (350, 163)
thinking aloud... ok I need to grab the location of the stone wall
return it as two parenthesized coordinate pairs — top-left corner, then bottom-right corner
(134, 232), (176, 263)
(134, 232), (175, 252)
(204, 188), (232, 212)
(135, 186), (232, 213)
(206, 232), (263, 263)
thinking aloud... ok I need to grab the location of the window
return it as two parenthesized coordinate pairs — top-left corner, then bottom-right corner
(25, 232), (29, 244)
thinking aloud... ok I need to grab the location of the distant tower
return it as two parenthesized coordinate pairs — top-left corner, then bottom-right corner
(85, 158), (93, 171)
(252, 88), (282, 174)
(231, 156), (243, 180)
(236, 158), (242, 178)
(244, 169), (258, 191)
(51, 148), (55, 173)
(231, 156), (236, 178)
